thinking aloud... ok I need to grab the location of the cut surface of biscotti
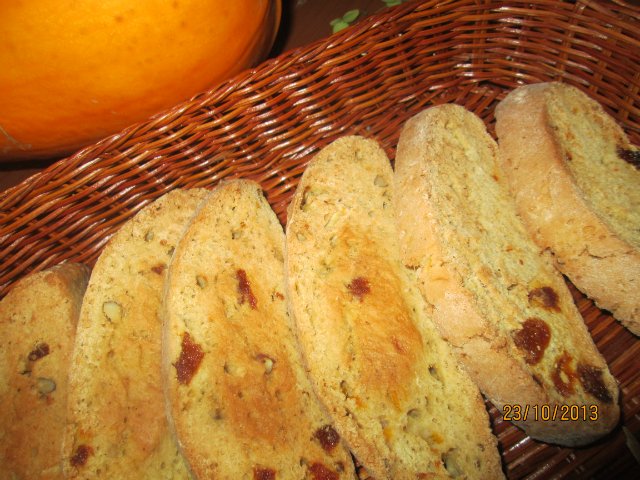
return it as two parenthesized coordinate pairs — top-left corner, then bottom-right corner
(394, 104), (620, 446)
(63, 189), (208, 479)
(0, 262), (90, 479)
(495, 82), (640, 333)
(285, 136), (504, 479)
(163, 180), (356, 479)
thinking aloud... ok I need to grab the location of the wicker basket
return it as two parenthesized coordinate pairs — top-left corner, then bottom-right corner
(1, 0), (639, 477)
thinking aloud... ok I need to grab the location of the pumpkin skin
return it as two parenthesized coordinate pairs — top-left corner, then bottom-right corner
(0, 0), (281, 161)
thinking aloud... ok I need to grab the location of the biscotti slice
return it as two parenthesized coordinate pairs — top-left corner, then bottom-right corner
(285, 136), (504, 479)
(0, 262), (90, 479)
(495, 82), (640, 333)
(63, 189), (208, 479)
(394, 104), (620, 446)
(162, 179), (356, 479)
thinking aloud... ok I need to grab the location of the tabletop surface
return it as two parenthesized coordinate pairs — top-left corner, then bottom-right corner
(0, 0), (391, 195)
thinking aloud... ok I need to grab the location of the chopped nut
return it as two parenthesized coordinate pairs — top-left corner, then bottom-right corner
(442, 450), (463, 477)
(296, 232), (307, 241)
(407, 408), (420, 418)
(256, 353), (275, 374)
(36, 377), (56, 395)
(196, 275), (208, 289)
(324, 211), (338, 229)
(263, 357), (274, 374)
(102, 301), (123, 322)
(408, 422), (444, 444)
(319, 259), (332, 275)
(273, 247), (284, 263)
(374, 175), (388, 187)
(339, 380), (350, 397)
(406, 408), (427, 438)
(144, 230), (155, 242)
(223, 299), (236, 319)
(223, 361), (245, 377)
(300, 186), (313, 211)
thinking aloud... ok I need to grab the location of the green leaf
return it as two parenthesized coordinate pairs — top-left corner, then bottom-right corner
(332, 20), (349, 33)
(330, 9), (360, 34)
(342, 9), (360, 23)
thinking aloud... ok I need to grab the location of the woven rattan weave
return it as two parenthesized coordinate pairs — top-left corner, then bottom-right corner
(1, 0), (639, 477)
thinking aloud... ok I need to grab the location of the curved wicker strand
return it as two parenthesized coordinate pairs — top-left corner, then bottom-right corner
(1, 1), (640, 476)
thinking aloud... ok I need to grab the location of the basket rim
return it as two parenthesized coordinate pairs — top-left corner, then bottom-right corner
(1, 1), (640, 477)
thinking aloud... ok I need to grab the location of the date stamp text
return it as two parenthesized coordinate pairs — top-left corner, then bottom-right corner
(502, 404), (599, 422)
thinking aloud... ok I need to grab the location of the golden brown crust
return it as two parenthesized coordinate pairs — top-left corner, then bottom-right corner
(0, 262), (90, 479)
(163, 180), (356, 479)
(495, 82), (640, 334)
(286, 136), (504, 479)
(63, 189), (208, 479)
(394, 105), (620, 446)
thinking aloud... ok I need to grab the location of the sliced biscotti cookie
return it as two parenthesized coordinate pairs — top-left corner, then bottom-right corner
(394, 104), (620, 446)
(285, 136), (503, 479)
(162, 179), (356, 479)
(63, 189), (208, 479)
(495, 82), (640, 333)
(0, 262), (89, 479)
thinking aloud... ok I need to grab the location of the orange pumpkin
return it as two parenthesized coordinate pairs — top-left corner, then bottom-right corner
(0, 0), (281, 161)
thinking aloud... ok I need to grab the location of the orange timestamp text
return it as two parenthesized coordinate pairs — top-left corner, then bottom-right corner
(502, 404), (598, 422)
